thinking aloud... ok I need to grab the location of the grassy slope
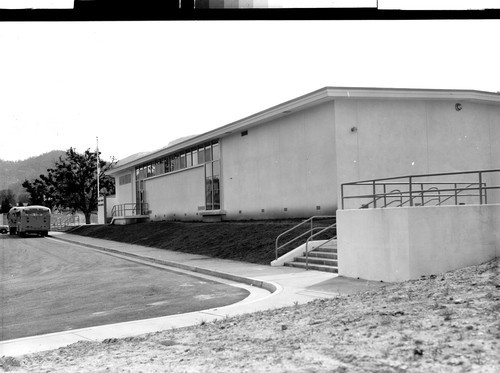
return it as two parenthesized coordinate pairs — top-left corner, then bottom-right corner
(70, 220), (335, 265)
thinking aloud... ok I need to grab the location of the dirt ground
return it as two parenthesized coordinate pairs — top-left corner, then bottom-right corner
(2, 257), (498, 372)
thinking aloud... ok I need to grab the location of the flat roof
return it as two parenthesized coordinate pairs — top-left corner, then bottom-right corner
(108, 87), (500, 175)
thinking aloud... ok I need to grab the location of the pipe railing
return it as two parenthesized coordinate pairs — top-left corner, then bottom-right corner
(341, 169), (500, 209)
(304, 223), (337, 270)
(275, 215), (336, 261)
(111, 203), (149, 217)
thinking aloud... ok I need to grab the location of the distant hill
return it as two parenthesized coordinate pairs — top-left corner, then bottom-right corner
(0, 150), (66, 199)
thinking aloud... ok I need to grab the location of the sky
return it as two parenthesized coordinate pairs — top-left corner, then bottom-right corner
(0, 19), (499, 162)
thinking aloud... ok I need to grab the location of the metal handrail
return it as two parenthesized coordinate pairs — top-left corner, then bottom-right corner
(342, 169), (500, 186)
(304, 223), (337, 270)
(111, 203), (149, 217)
(275, 215), (336, 261)
(361, 189), (402, 209)
(341, 169), (500, 209)
(397, 186), (442, 207)
(435, 183), (485, 206)
(420, 187), (441, 206)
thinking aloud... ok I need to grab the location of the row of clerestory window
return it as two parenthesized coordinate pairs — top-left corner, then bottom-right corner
(135, 140), (220, 180)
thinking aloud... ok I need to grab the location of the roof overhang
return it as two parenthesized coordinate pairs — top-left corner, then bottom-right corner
(107, 87), (500, 175)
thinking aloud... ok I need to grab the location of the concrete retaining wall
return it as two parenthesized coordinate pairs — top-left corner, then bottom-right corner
(337, 204), (500, 282)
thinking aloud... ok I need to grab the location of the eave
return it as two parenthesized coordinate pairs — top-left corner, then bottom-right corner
(107, 86), (500, 176)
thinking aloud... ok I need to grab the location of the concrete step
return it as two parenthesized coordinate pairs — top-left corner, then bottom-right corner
(308, 251), (337, 259)
(294, 256), (338, 267)
(284, 261), (338, 273)
(311, 247), (337, 254)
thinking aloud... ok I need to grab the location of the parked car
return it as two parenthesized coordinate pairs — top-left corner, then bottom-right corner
(0, 225), (8, 234)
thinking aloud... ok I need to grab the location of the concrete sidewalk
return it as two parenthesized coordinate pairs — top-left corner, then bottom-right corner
(1, 232), (386, 357)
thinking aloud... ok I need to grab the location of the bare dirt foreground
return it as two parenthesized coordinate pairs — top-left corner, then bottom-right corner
(2, 258), (499, 373)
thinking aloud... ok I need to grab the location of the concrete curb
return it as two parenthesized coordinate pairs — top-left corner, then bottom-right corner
(50, 235), (278, 294)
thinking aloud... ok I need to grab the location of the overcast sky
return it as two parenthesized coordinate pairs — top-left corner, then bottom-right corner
(1, 20), (499, 162)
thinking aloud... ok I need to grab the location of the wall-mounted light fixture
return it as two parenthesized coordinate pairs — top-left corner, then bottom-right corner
(351, 126), (358, 132)
(455, 103), (463, 111)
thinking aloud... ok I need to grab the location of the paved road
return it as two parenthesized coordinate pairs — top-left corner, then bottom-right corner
(0, 234), (249, 341)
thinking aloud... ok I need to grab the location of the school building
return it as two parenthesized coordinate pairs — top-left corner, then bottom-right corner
(104, 87), (500, 282)
(106, 86), (500, 223)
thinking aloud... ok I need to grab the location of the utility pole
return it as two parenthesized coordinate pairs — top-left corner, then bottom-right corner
(96, 136), (100, 201)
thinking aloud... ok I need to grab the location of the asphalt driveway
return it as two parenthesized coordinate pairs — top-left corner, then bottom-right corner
(0, 234), (249, 341)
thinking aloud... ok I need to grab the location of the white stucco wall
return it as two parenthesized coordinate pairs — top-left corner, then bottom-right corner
(334, 99), (500, 209)
(110, 94), (499, 221)
(337, 204), (500, 282)
(114, 172), (134, 207)
(221, 101), (337, 219)
(145, 165), (205, 221)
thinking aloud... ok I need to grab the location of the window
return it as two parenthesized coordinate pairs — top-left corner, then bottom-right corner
(205, 163), (212, 178)
(205, 145), (212, 162)
(205, 178), (213, 210)
(134, 140), (221, 211)
(174, 155), (180, 171)
(180, 153), (186, 169)
(213, 177), (220, 209)
(213, 160), (220, 177)
(169, 156), (175, 172)
(198, 145), (205, 164)
(205, 159), (220, 211)
(192, 148), (198, 165)
(157, 160), (165, 175)
(119, 174), (132, 185)
(212, 142), (220, 161)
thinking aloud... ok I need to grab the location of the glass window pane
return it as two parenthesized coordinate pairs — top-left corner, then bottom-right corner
(157, 161), (165, 175)
(165, 158), (170, 173)
(174, 155), (180, 171)
(198, 146), (205, 164)
(192, 149), (198, 165)
(205, 178), (213, 210)
(213, 177), (220, 209)
(213, 161), (220, 177)
(205, 163), (212, 178)
(186, 151), (192, 167)
(180, 153), (186, 169)
(170, 156), (176, 171)
(205, 145), (212, 162)
(212, 143), (220, 161)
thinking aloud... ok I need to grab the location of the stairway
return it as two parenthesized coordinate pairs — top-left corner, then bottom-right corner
(284, 240), (338, 273)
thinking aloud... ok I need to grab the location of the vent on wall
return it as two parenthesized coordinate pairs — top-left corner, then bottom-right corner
(241, 130), (248, 136)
